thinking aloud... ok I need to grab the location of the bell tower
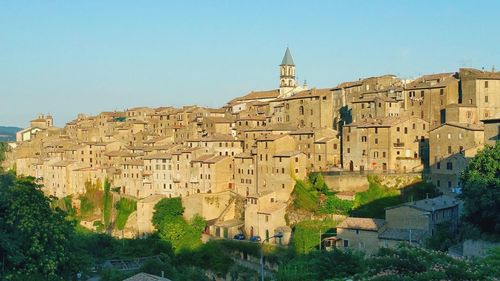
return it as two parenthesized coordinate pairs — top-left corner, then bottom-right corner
(279, 47), (296, 97)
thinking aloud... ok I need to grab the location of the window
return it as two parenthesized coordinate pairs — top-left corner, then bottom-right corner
(485, 81), (489, 88)
(446, 162), (453, 170)
(355, 229), (359, 235)
(440, 89), (444, 95)
(375, 128), (378, 134)
(404, 127), (408, 134)
(485, 96), (489, 103)
(437, 162), (440, 169)
(343, 240), (349, 247)
(374, 138), (378, 144)
(448, 146), (452, 154)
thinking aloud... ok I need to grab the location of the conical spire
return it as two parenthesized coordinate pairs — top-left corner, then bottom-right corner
(280, 47), (295, 66)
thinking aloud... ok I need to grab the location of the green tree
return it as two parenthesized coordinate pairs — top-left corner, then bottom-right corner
(459, 143), (500, 235)
(152, 198), (184, 229)
(103, 179), (112, 229)
(0, 172), (85, 280)
(152, 198), (204, 252)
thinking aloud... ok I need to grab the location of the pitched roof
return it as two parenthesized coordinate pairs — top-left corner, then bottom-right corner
(281, 47), (295, 66)
(386, 195), (459, 212)
(123, 272), (172, 281)
(379, 228), (427, 242)
(337, 217), (386, 231)
(429, 122), (484, 132)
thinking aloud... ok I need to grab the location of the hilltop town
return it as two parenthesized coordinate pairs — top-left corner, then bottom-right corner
(4, 48), (499, 251)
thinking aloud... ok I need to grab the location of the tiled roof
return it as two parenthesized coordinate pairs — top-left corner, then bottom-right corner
(379, 228), (427, 242)
(387, 195), (459, 212)
(337, 217), (386, 231)
(429, 122), (484, 132)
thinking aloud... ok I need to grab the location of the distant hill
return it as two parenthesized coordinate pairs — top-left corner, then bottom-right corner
(0, 126), (22, 142)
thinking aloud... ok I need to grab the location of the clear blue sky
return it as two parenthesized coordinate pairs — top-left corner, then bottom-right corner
(1, 0), (499, 127)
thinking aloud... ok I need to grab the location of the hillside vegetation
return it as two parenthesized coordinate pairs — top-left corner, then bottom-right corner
(292, 173), (441, 219)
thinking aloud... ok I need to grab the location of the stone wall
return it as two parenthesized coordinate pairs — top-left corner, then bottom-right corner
(463, 239), (500, 258)
(323, 174), (369, 192)
(322, 172), (421, 192)
(182, 190), (233, 221)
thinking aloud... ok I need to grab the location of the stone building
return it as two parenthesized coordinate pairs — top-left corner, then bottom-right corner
(429, 122), (484, 192)
(343, 116), (429, 172)
(402, 73), (459, 128)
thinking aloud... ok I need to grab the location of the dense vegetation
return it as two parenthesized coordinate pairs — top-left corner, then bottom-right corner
(152, 198), (206, 252)
(292, 173), (354, 214)
(459, 143), (500, 237)
(292, 173), (441, 219)
(0, 171), (85, 280)
(276, 244), (500, 281)
(292, 219), (338, 254)
(115, 197), (137, 230)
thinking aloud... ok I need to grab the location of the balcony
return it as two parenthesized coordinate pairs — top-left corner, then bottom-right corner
(393, 142), (405, 148)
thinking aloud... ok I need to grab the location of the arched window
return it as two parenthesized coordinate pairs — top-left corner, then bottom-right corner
(299, 106), (304, 115)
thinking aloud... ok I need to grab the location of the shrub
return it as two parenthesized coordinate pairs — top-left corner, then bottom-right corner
(115, 197), (137, 230)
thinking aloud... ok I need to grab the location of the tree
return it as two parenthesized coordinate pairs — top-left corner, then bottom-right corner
(0, 172), (85, 280)
(152, 198), (204, 252)
(152, 198), (184, 229)
(459, 143), (500, 235)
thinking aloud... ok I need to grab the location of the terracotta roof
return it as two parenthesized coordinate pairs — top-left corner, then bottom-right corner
(337, 217), (386, 231)
(429, 122), (484, 132)
(143, 153), (172, 160)
(229, 89), (280, 104)
(280, 88), (331, 101)
(257, 203), (286, 215)
(459, 68), (500, 80)
(387, 195), (459, 212)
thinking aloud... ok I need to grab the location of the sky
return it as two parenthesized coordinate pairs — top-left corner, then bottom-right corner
(1, 1), (499, 127)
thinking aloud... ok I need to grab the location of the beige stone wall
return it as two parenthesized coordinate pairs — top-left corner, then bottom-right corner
(182, 191), (233, 221)
(429, 124), (484, 191)
(385, 206), (430, 230)
(137, 195), (165, 236)
(336, 228), (381, 255)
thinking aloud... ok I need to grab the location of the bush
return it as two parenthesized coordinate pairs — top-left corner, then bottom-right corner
(115, 197), (137, 230)
(292, 180), (319, 212)
(319, 195), (354, 215)
(292, 219), (338, 254)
